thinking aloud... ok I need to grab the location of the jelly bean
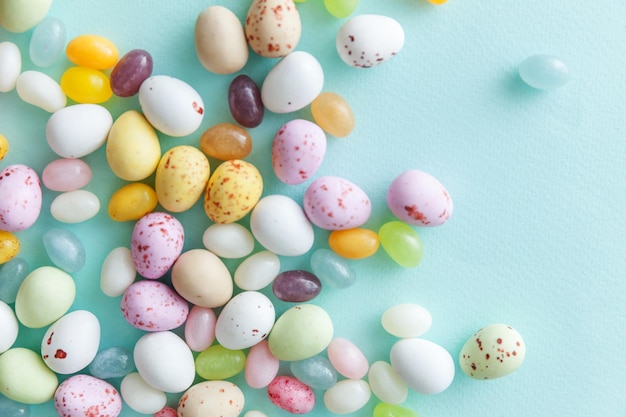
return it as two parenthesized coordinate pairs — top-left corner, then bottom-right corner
(272, 270), (322, 302)
(228, 74), (264, 128)
(202, 223), (255, 259)
(42, 158), (92, 192)
(0, 0), (53, 33)
(16, 70), (66, 112)
(184, 305), (216, 352)
(378, 221), (423, 268)
(323, 379), (371, 414)
(267, 376), (315, 414)
(311, 91), (355, 137)
(290, 355), (338, 390)
(310, 248), (356, 289)
(381, 303), (432, 338)
(88, 346), (135, 379)
(50, 189), (101, 223)
(0, 257), (29, 304)
(0, 347), (58, 404)
(0, 134), (8, 160)
(195, 344), (246, 380)
(108, 183), (158, 222)
(0, 42), (21, 92)
(426, 0), (448, 4)
(234, 250), (281, 291)
(324, 0), (359, 19)
(245, 340), (279, 389)
(327, 337), (369, 379)
(519, 54), (569, 90)
(177, 381), (244, 417)
(66, 34), (119, 70)
(373, 403), (420, 417)
(29, 16), (66, 67)
(200, 123), (253, 160)
(154, 407), (178, 417)
(0, 231), (20, 264)
(121, 372), (167, 414)
(368, 361), (408, 405)
(60, 66), (113, 103)
(0, 394), (30, 417)
(121, 280), (189, 331)
(110, 49), (153, 97)
(0, 301), (18, 354)
(42, 227), (86, 273)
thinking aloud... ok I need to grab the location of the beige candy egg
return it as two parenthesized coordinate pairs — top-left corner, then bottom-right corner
(178, 381), (244, 417)
(245, 0), (301, 58)
(195, 6), (248, 74)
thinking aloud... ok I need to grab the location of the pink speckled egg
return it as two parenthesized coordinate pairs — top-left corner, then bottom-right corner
(245, 0), (301, 58)
(131, 212), (184, 279)
(0, 164), (42, 232)
(267, 375), (315, 414)
(54, 374), (122, 417)
(386, 169), (453, 227)
(303, 176), (371, 230)
(272, 119), (327, 185)
(120, 280), (189, 331)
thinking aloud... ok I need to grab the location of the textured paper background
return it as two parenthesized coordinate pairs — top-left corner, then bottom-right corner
(1, 0), (625, 416)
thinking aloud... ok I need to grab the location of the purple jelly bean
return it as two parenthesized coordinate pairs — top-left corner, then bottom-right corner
(228, 74), (264, 128)
(272, 270), (322, 302)
(110, 49), (153, 97)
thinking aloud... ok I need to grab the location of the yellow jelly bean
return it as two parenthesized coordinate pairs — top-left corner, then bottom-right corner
(108, 183), (158, 222)
(60, 66), (112, 104)
(426, 0), (448, 4)
(66, 34), (119, 70)
(311, 92), (355, 138)
(0, 230), (20, 264)
(0, 134), (8, 160)
(328, 228), (379, 259)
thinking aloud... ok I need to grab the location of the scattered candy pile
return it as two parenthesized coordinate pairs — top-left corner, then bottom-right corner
(0, 0), (558, 416)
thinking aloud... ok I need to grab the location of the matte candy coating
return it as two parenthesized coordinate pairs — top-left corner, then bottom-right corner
(50, 190), (100, 223)
(245, 0), (301, 58)
(54, 375), (122, 417)
(0, 301), (18, 353)
(121, 280), (189, 331)
(0, 348), (58, 404)
(0, 231), (20, 264)
(60, 66), (113, 103)
(267, 376), (315, 414)
(88, 346), (135, 379)
(0, 164), (42, 232)
(16, 70), (66, 112)
(0, 0), (52, 33)
(215, 291), (275, 350)
(195, 6), (248, 74)
(110, 49), (153, 97)
(0, 42), (21, 92)
(120, 372), (167, 414)
(381, 303), (432, 338)
(65, 34), (119, 69)
(177, 381), (244, 417)
(202, 223), (255, 259)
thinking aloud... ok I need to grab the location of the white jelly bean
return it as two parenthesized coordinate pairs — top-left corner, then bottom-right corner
(367, 360), (408, 405)
(0, 42), (21, 92)
(0, 301), (19, 353)
(234, 251), (280, 291)
(202, 223), (255, 259)
(16, 70), (66, 112)
(50, 189), (100, 223)
(323, 379), (371, 414)
(519, 54), (569, 90)
(121, 372), (167, 414)
(100, 247), (136, 297)
(381, 303), (432, 338)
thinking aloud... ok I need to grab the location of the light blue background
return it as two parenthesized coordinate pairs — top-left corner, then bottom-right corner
(1, 0), (625, 416)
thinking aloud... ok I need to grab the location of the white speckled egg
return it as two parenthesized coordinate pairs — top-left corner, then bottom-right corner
(41, 310), (100, 374)
(303, 176), (371, 230)
(54, 374), (122, 417)
(215, 291), (275, 350)
(245, 0), (301, 58)
(459, 323), (526, 380)
(121, 280), (189, 331)
(261, 51), (324, 113)
(387, 169), (453, 227)
(272, 119), (327, 185)
(0, 164), (42, 232)
(178, 380), (244, 417)
(139, 75), (204, 137)
(336, 14), (405, 68)
(131, 212), (185, 279)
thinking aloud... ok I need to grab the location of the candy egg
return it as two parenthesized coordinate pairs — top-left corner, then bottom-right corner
(202, 223), (255, 259)
(0, 164), (42, 232)
(16, 70), (66, 112)
(290, 355), (337, 390)
(0, 257), (29, 304)
(387, 169), (453, 226)
(42, 158), (92, 192)
(336, 14), (404, 68)
(177, 381), (244, 417)
(378, 221), (423, 268)
(272, 270), (322, 302)
(0, 347), (58, 404)
(108, 182), (158, 222)
(0, 231), (20, 264)
(195, 6), (248, 74)
(328, 228), (379, 259)
(121, 372), (167, 414)
(381, 303), (432, 338)
(234, 250), (281, 290)
(54, 374), (122, 417)
(0, 42), (21, 92)
(459, 323), (526, 380)
(215, 291), (275, 350)
(267, 376), (315, 414)
(121, 280), (189, 331)
(327, 337), (369, 379)
(89, 346), (135, 379)
(303, 176), (371, 230)
(200, 123), (253, 160)
(0, 301), (18, 353)
(0, 0), (53, 33)
(245, 0), (301, 58)
(0, 133), (8, 160)
(368, 361), (408, 405)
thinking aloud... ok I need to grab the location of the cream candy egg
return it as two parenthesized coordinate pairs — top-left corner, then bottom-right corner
(215, 291), (275, 350)
(324, 379), (371, 414)
(387, 169), (453, 227)
(336, 14), (405, 68)
(459, 323), (526, 380)
(178, 381), (244, 417)
(16, 70), (66, 112)
(245, 0), (301, 58)
(50, 189), (100, 223)
(54, 374), (122, 417)
(381, 303), (432, 338)
(41, 310), (100, 374)
(202, 223), (255, 259)
(0, 164), (42, 232)
(261, 51), (324, 113)
(100, 246), (136, 297)
(139, 75), (204, 137)
(0, 41), (21, 92)
(121, 372), (167, 414)
(195, 6), (248, 74)
(121, 280), (189, 331)
(234, 250), (281, 290)
(0, 301), (18, 354)
(303, 176), (371, 230)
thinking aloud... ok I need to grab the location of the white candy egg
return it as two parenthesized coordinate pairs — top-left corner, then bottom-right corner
(120, 372), (167, 414)
(202, 223), (255, 259)
(234, 251), (281, 291)
(0, 41), (21, 92)
(215, 291), (275, 350)
(16, 70), (66, 112)
(100, 246), (136, 297)
(0, 301), (18, 354)
(50, 189), (100, 223)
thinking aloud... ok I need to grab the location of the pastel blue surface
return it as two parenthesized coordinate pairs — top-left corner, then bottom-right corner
(1, 1), (626, 416)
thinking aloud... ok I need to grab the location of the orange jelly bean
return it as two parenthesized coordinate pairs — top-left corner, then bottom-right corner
(311, 92), (355, 138)
(328, 228), (380, 259)
(61, 66), (113, 103)
(200, 123), (253, 160)
(66, 34), (119, 69)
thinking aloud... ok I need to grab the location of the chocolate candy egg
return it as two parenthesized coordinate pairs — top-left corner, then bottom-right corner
(0, 164), (42, 232)
(245, 0), (301, 58)
(54, 375), (122, 417)
(195, 6), (248, 74)
(131, 212), (184, 279)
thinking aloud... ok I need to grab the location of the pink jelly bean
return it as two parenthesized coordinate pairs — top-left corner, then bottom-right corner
(327, 337), (369, 379)
(184, 305), (217, 352)
(245, 340), (280, 389)
(267, 376), (315, 414)
(154, 406), (177, 417)
(42, 158), (92, 191)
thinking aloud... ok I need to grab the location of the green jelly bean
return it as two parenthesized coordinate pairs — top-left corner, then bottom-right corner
(378, 221), (423, 268)
(374, 402), (420, 417)
(324, 0), (359, 18)
(195, 344), (246, 380)
(0, 347), (58, 404)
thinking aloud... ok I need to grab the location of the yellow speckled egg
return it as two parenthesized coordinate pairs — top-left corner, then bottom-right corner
(204, 160), (263, 224)
(0, 230), (20, 264)
(156, 146), (210, 213)
(106, 110), (161, 181)
(0, 134), (8, 160)
(108, 182), (158, 222)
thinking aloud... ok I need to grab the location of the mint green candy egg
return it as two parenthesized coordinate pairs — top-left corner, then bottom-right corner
(378, 221), (423, 268)
(324, 0), (359, 18)
(195, 345), (246, 380)
(0, 347), (58, 404)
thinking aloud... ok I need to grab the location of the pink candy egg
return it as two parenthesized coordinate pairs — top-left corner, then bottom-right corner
(131, 212), (184, 279)
(272, 119), (327, 185)
(327, 337), (369, 379)
(386, 169), (453, 227)
(245, 340), (280, 389)
(42, 158), (92, 191)
(184, 305), (216, 352)
(54, 374), (122, 417)
(303, 176), (371, 230)
(267, 376), (315, 414)
(120, 280), (189, 331)
(0, 164), (42, 232)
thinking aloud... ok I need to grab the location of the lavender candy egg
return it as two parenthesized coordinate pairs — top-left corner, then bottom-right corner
(131, 212), (184, 279)
(303, 176), (371, 230)
(387, 169), (453, 227)
(0, 164), (42, 232)
(272, 119), (327, 185)
(121, 280), (189, 331)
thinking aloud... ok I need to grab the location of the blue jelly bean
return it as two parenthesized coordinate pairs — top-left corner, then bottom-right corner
(0, 394), (30, 417)
(29, 17), (67, 68)
(518, 54), (569, 90)
(88, 346), (135, 379)
(0, 257), (30, 304)
(42, 228), (86, 273)
(290, 355), (337, 390)
(310, 248), (356, 289)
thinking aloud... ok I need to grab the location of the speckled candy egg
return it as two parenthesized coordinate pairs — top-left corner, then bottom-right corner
(0, 164), (42, 232)
(245, 0), (301, 58)
(459, 323), (526, 380)
(54, 374), (122, 417)
(303, 176), (371, 230)
(131, 212), (185, 279)
(178, 381), (244, 417)
(387, 169), (453, 227)
(272, 119), (327, 185)
(267, 376), (314, 414)
(121, 280), (189, 331)
(215, 291), (275, 350)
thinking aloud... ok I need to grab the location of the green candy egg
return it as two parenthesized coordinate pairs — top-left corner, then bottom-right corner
(374, 402), (420, 417)
(0, 0), (53, 33)
(0, 347), (58, 404)
(378, 221), (423, 268)
(195, 345), (246, 380)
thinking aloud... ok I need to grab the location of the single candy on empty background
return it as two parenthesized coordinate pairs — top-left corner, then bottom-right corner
(519, 54), (569, 90)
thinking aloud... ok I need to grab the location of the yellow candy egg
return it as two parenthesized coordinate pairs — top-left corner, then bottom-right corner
(0, 134), (8, 160)
(328, 228), (379, 259)
(0, 230), (20, 264)
(156, 145), (211, 213)
(204, 160), (263, 224)
(66, 34), (119, 70)
(60, 66), (112, 104)
(108, 183), (158, 222)
(106, 110), (161, 181)
(311, 92), (355, 138)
